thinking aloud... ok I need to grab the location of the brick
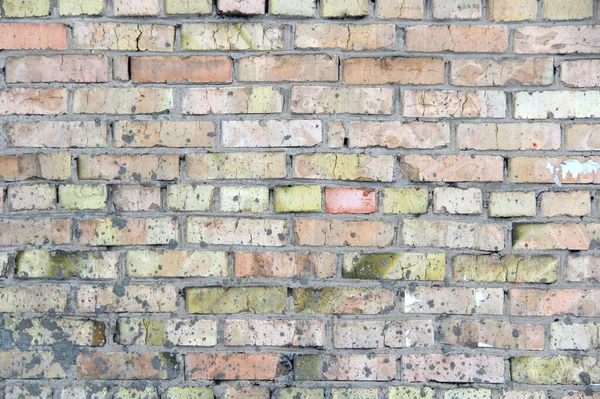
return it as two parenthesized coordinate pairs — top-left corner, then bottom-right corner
(59, 0), (104, 15)
(220, 186), (269, 213)
(186, 353), (287, 380)
(454, 255), (557, 283)
(540, 191), (591, 217)
(328, 122), (346, 148)
(295, 24), (396, 50)
(293, 153), (394, 181)
(181, 23), (283, 50)
(510, 289), (600, 316)
(432, 0), (481, 19)
(6, 121), (108, 148)
(385, 320), (435, 348)
(112, 55), (129, 81)
(451, 58), (553, 86)
(514, 223), (600, 250)
(342, 252), (445, 280)
(0, 23), (67, 50)
(325, 188), (376, 214)
(333, 319), (434, 348)
(401, 354), (504, 383)
(112, 185), (161, 211)
(269, 0), (315, 16)
(73, 23), (174, 51)
(165, 0), (211, 13)
(61, 386), (109, 399)
(348, 121), (449, 149)
(294, 287), (394, 314)
(125, 250), (227, 277)
(114, 387), (158, 399)
(321, 0), (367, 17)
(164, 387), (214, 399)
(457, 123), (560, 150)
(344, 57), (444, 85)
(0, 218), (71, 246)
(515, 91), (600, 119)
(234, 251), (335, 278)
(444, 390), (492, 399)
(78, 154), (179, 181)
(550, 322), (600, 350)
(78, 217), (178, 246)
(511, 356), (599, 384)
(6, 386), (53, 399)
(73, 88), (173, 114)
(561, 60), (600, 87)
(567, 255), (600, 281)
(375, 0), (423, 18)
(405, 25), (509, 52)
(389, 388), (435, 399)
(16, 250), (118, 279)
(131, 56), (232, 83)
(404, 287), (504, 315)
(294, 219), (394, 247)
(0, 253), (8, 277)
(403, 90), (506, 118)
(218, 0), (264, 14)
(489, 191), (537, 217)
(295, 354), (395, 381)
(439, 319), (545, 350)
(114, 121), (215, 148)
(59, 184), (107, 210)
(0, 351), (66, 378)
(0, 286), (68, 312)
(187, 217), (287, 246)
(382, 188), (429, 214)
(488, 0), (537, 20)
(221, 386), (269, 399)
(187, 153), (287, 180)
(222, 120), (322, 147)
(332, 388), (379, 399)
(278, 389), (323, 399)
(402, 155), (504, 182)
(223, 319), (325, 346)
(3, 0), (50, 16)
(501, 392), (547, 399)
(239, 54), (338, 82)
(0, 89), (67, 115)
(167, 184), (214, 211)
(113, 0), (160, 15)
(77, 285), (178, 312)
(567, 124), (600, 150)
(76, 352), (177, 380)
(514, 26), (600, 54)
(434, 187), (482, 215)
(186, 287), (286, 313)
(8, 184), (56, 211)
(183, 87), (282, 115)
(291, 86), (392, 115)
(4, 317), (105, 346)
(116, 318), (217, 346)
(6, 55), (108, 83)
(542, 0), (593, 20)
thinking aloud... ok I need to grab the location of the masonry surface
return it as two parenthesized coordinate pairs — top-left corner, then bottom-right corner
(0, 0), (599, 397)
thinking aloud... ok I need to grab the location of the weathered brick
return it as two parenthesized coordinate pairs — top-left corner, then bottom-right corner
(389, 388), (435, 399)
(220, 186), (269, 213)
(321, 0), (367, 17)
(114, 121), (215, 148)
(59, 0), (104, 15)
(450, 58), (554, 86)
(131, 56), (232, 83)
(294, 287), (394, 314)
(510, 289), (600, 316)
(112, 185), (161, 212)
(402, 155), (504, 182)
(540, 191), (591, 217)
(567, 124), (600, 150)
(567, 255), (600, 281)
(342, 252), (445, 280)
(0, 286), (68, 312)
(6, 121), (108, 148)
(187, 153), (287, 180)
(444, 389), (492, 399)
(114, 386), (158, 399)
(186, 353), (287, 380)
(187, 217), (287, 246)
(278, 388), (323, 399)
(222, 120), (322, 147)
(8, 184), (56, 211)
(269, 0), (315, 16)
(561, 60), (600, 87)
(440, 319), (545, 350)
(295, 24), (396, 50)
(77, 285), (178, 312)
(59, 184), (107, 210)
(6, 386), (53, 399)
(404, 287), (504, 315)
(344, 57), (444, 85)
(3, 0), (50, 16)
(293, 153), (394, 181)
(405, 25), (509, 52)
(0, 218), (71, 246)
(402, 354), (505, 383)
(542, 0), (593, 20)
(167, 184), (214, 211)
(333, 319), (434, 348)
(0, 153), (70, 182)
(218, 0), (264, 14)
(453, 255), (557, 283)
(113, 0), (160, 15)
(403, 90), (506, 118)
(6, 55), (108, 83)
(181, 23), (283, 50)
(164, 387), (214, 399)
(514, 223), (600, 249)
(274, 185), (322, 213)
(4, 317), (105, 346)
(432, 0), (481, 19)
(550, 322), (600, 350)
(76, 352), (177, 380)
(382, 188), (429, 214)
(0, 23), (67, 50)
(489, 191), (537, 217)
(78, 217), (178, 246)
(294, 219), (394, 247)
(116, 318), (217, 346)
(511, 356), (599, 384)
(186, 287), (286, 313)
(349, 122), (449, 149)
(500, 391), (547, 399)
(125, 250), (227, 277)
(0, 351), (66, 379)
(239, 54), (338, 82)
(223, 319), (325, 346)
(375, 0), (423, 18)
(515, 91), (600, 119)
(234, 251), (335, 278)
(514, 26), (600, 54)
(78, 154), (179, 181)
(74, 88), (173, 114)
(73, 23), (174, 51)
(178, 85), (282, 114)
(295, 354), (395, 381)
(332, 388), (379, 399)
(488, 0), (536, 20)
(291, 86), (393, 115)
(433, 187), (482, 215)
(16, 250), (118, 279)
(457, 123), (561, 150)
(325, 188), (376, 214)
(0, 89), (67, 115)
(221, 386), (269, 399)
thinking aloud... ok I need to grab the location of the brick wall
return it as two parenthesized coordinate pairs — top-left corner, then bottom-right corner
(0, 0), (599, 397)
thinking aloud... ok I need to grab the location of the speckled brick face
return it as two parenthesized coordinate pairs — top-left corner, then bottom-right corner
(0, 0), (598, 397)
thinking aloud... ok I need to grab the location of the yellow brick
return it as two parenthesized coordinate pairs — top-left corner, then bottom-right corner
(274, 185), (321, 212)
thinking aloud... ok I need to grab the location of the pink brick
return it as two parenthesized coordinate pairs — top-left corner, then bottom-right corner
(223, 319), (325, 347)
(402, 354), (505, 383)
(234, 251), (335, 278)
(325, 188), (377, 214)
(567, 256), (600, 281)
(6, 55), (109, 83)
(510, 289), (600, 316)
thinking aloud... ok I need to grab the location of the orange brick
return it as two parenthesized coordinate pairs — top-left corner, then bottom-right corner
(0, 23), (67, 50)
(325, 188), (377, 214)
(185, 353), (287, 380)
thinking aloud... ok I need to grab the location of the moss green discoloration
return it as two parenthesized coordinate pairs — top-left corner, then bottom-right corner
(388, 387), (435, 399)
(185, 287), (287, 313)
(382, 187), (429, 214)
(294, 355), (324, 381)
(275, 185), (322, 212)
(293, 287), (393, 314)
(454, 255), (557, 283)
(510, 356), (600, 384)
(16, 250), (118, 279)
(164, 387), (215, 399)
(4, 317), (105, 347)
(278, 387), (324, 399)
(343, 252), (445, 280)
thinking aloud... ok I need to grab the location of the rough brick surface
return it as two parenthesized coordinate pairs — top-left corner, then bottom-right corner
(0, 1), (595, 396)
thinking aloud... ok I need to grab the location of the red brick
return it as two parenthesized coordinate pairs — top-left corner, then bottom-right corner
(185, 353), (287, 380)
(0, 23), (67, 50)
(0, 218), (71, 247)
(401, 354), (505, 383)
(76, 352), (177, 380)
(510, 289), (600, 316)
(325, 188), (377, 214)
(131, 56), (232, 83)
